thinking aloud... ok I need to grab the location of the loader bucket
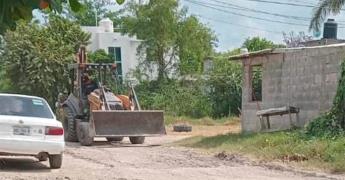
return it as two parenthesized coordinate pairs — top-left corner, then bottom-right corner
(92, 110), (166, 137)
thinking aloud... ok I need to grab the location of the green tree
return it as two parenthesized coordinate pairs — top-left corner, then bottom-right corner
(1, 15), (90, 105)
(88, 49), (112, 63)
(310, 0), (344, 31)
(121, 0), (216, 80)
(178, 16), (217, 75)
(242, 37), (284, 52)
(67, 0), (122, 27)
(213, 48), (241, 58)
(207, 49), (242, 117)
(0, 0), (124, 34)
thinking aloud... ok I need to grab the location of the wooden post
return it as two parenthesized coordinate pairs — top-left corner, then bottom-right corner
(289, 109), (292, 128)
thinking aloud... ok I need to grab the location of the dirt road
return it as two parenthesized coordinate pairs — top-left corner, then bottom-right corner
(0, 131), (343, 180)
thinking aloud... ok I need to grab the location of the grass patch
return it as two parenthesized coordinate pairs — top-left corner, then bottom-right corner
(164, 115), (240, 126)
(177, 130), (345, 173)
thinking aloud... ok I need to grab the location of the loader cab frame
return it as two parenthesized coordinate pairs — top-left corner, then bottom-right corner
(68, 63), (119, 99)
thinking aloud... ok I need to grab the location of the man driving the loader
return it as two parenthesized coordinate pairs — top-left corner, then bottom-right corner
(82, 73), (98, 96)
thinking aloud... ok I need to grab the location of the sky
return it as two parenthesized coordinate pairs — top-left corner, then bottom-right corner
(33, 0), (345, 52)
(177, 0), (345, 52)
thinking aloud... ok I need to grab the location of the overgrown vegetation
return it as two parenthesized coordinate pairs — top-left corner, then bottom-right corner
(65, 0), (123, 27)
(178, 130), (345, 172)
(306, 60), (345, 137)
(0, 15), (90, 105)
(121, 0), (216, 80)
(164, 115), (240, 126)
(88, 49), (112, 63)
(136, 80), (211, 118)
(242, 37), (285, 51)
(206, 58), (242, 117)
(134, 55), (243, 119)
(134, 37), (282, 119)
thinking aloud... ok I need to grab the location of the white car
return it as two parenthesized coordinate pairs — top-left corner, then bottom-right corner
(0, 93), (65, 169)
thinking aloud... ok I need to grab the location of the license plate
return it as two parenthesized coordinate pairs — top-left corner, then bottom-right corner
(13, 126), (31, 136)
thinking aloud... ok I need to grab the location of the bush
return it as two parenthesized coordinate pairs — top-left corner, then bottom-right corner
(306, 60), (345, 137)
(1, 16), (90, 105)
(133, 56), (243, 119)
(135, 79), (211, 118)
(205, 57), (242, 117)
(88, 49), (113, 63)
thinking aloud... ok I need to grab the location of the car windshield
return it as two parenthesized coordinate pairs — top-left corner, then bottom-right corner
(0, 96), (54, 119)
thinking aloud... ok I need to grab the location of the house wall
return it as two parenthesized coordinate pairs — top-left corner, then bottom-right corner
(82, 26), (142, 80)
(241, 45), (345, 133)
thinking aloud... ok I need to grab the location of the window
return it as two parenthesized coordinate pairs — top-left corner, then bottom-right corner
(0, 96), (54, 119)
(251, 65), (262, 101)
(108, 47), (122, 82)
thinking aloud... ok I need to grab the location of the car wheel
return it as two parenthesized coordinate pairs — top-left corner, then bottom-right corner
(78, 122), (93, 146)
(62, 106), (78, 142)
(129, 136), (145, 144)
(49, 154), (62, 169)
(106, 137), (124, 142)
(37, 156), (48, 162)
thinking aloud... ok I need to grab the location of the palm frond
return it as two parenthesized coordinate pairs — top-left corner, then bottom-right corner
(310, 0), (345, 32)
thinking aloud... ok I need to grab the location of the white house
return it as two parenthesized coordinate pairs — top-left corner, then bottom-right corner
(82, 18), (142, 81)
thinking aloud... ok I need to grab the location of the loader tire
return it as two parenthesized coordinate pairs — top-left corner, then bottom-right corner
(78, 122), (93, 146)
(129, 137), (145, 144)
(106, 137), (124, 142)
(62, 107), (78, 142)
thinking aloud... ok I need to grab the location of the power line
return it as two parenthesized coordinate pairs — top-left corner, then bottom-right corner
(185, 0), (345, 27)
(240, 0), (316, 8)
(240, 0), (345, 11)
(185, 0), (310, 27)
(208, 0), (310, 21)
(208, 0), (345, 24)
(195, 14), (283, 34)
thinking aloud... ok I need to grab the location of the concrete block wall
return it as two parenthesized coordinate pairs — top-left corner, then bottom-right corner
(241, 45), (345, 133)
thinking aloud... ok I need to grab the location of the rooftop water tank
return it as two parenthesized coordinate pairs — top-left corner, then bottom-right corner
(323, 19), (337, 39)
(99, 18), (114, 33)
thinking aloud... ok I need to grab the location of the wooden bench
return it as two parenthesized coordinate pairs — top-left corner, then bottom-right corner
(256, 106), (299, 130)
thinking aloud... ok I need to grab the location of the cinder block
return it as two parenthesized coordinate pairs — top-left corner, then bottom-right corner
(241, 46), (343, 133)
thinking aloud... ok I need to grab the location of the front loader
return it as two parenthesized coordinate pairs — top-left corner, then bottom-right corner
(58, 47), (165, 146)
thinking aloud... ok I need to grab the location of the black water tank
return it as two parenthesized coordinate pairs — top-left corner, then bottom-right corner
(323, 19), (338, 39)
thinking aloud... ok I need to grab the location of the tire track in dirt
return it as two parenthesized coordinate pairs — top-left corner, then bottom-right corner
(1, 136), (344, 180)
(214, 152), (341, 180)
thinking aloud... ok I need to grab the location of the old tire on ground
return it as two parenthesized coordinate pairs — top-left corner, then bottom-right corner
(106, 137), (124, 142)
(78, 122), (94, 146)
(49, 154), (62, 169)
(173, 124), (192, 132)
(129, 137), (145, 144)
(62, 106), (78, 142)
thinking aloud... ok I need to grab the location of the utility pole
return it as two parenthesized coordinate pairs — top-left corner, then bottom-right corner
(95, 8), (98, 26)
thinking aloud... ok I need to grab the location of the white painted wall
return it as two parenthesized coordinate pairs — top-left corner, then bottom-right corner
(82, 23), (142, 81)
(82, 18), (176, 81)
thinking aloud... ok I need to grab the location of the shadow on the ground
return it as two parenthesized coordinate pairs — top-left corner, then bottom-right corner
(180, 133), (257, 149)
(66, 141), (162, 148)
(0, 157), (51, 172)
